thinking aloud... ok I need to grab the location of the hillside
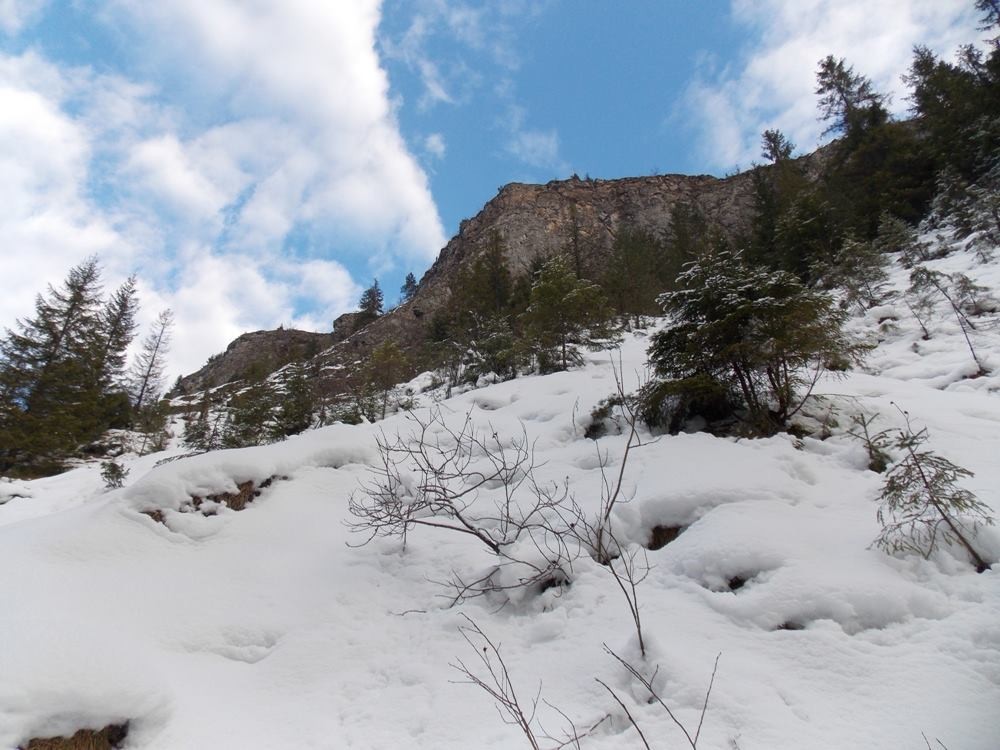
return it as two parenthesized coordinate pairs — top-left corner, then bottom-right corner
(1, 221), (998, 748)
(171, 153), (832, 399)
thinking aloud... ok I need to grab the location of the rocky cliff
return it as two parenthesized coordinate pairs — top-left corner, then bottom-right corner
(174, 157), (818, 397)
(174, 328), (336, 395)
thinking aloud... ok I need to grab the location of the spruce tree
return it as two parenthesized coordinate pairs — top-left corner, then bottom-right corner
(815, 55), (888, 141)
(358, 280), (384, 326)
(430, 232), (521, 383)
(272, 361), (314, 438)
(363, 341), (409, 420)
(761, 129), (795, 163)
(223, 380), (277, 448)
(0, 257), (109, 474)
(523, 255), (618, 372)
(602, 229), (663, 328)
(400, 273), (418, 303)
(817, 237), (891, 313)
(660, 202), (710, 289)
(648, 247), (867, 433)
(875, 419), (993, 572)
(92, 275), (139, 430)
(95, 275), (139, 395)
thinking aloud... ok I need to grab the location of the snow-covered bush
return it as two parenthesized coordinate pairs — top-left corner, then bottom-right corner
(646, 246), (869, 434)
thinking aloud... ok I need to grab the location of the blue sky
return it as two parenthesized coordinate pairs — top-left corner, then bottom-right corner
(0, 0), (983, 377)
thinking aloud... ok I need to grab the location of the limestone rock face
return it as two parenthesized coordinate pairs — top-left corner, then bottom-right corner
(176, 161), (815, 397)
(173, 329), (336, 394)
(322, 170), (760, 370)
(419, 171), (757, 309)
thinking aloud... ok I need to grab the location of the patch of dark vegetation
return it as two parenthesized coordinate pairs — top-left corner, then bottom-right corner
(776, 621), (805, 631)
(646, 524), (684, 551)
(20, 722), (128, 750)
(142, 475), (283, 524)
(727, 575), (748, 591)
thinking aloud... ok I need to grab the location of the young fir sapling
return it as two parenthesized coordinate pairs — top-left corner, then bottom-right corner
(874, 411), (994, 572)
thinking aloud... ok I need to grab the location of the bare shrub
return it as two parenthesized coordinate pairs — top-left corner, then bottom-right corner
(571, 363), (653, 656)
(452, 615), (606, 749)
(598, 646), (721, 750)
(347, 407), (584, 605)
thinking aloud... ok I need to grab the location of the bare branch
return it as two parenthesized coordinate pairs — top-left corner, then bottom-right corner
(596, 678), (652, 749)
(347, 407), (586, 604)
(602, 645), (722, 750)
(452, 615), (596, 750)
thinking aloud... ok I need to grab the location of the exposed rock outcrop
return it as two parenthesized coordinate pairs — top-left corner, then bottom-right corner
(173, 329), (336, 395)
(175, 154), (830, 398)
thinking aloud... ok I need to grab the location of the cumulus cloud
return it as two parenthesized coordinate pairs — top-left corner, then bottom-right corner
(125, 135), (233, 223)
(0, 0), (45, 34)
(684, 0), (983, 170)
(0, 1), (447, 378)
(0, 53), (131, 331)
(110, 0), (445, 263)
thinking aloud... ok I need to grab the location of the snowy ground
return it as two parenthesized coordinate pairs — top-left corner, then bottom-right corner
(1, 233), (999, 749)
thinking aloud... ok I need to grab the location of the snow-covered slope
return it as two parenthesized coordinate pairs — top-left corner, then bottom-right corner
(1, 234), (998, 749)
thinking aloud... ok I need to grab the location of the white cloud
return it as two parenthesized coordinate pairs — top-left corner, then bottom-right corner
(502, 101), (567, 172)
(381, 1), (564, 174)
(506, 127), (562, 171)
(125, 135), (232, 222)
(0, 0), (46, 34)
(0, 1), (448, 379)
(684, 0), (983, 170)
(0, 53), (132, 330)
(379, 0), (562, 118)
(109, 0), (445, 262)
(424, 132), (446, 159)
(381, 14), (456, 110)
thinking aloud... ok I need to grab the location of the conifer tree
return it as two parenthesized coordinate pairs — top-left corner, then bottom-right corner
(875, 418), (993, 572)
(660, 202), (711, 288)
(130, 310), (173, 414)
(184, 387), (225, 452)
(452, 232), (512, 319)
(817, 237), (891, 313)
(272, 361), (314, 438)
(0, 257), (112, 474)
(127, 309), (174, 453)
(362, 341), (409, 420)
(761, 129), (795, 163)
(400, 273), (419, 303)
(648, 247), (867, 433)
(223, 380), (277, 448)
(429, 232), (521, 384)
(95, 275), (139, 395)
(358, 279), (384, 325)
(91, 275), (139, 430)
(815, 55), (888, 141)
(523, 255), (618, 372)
(602, 229), (663, 328)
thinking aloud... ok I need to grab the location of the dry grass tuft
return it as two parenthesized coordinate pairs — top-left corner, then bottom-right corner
(21, 722), (128, 750)
(142, 475), (284, 524)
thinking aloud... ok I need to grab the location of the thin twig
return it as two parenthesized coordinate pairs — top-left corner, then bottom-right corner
(596, 679), (652, 750)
